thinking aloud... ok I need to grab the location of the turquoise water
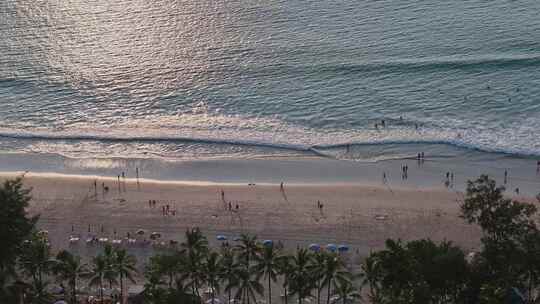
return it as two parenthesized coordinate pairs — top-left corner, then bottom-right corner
(1, 0), (540, 161)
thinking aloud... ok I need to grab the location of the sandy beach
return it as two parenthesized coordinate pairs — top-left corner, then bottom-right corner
(1, 171), (490, 265)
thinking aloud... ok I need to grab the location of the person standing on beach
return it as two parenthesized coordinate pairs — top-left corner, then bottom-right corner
(504, 170), (508, 184)
(280, 182), (284, 191)
(121, 171), (126, 193)
(383, 172), (387, 184)
(136, 167), (140, 190)
(404, 165), (408, 179)
(93, 180), (97, 196)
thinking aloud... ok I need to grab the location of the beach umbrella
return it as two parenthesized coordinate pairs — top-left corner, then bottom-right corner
(150, 232), (161, 240)
(217, 235), (228, 241)
(309, 243), (321, 251)
(326, 244), (337, 252)
(136, 229), (145, 235)
(263, 240), (273, 246)
(233, 236), (241, 242)
(338, 245), (349, 252)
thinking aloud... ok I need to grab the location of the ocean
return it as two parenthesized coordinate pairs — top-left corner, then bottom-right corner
(1, 0), (540, 164)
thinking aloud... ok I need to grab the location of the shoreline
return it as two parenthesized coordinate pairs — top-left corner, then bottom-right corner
(1, 149), (539, 196)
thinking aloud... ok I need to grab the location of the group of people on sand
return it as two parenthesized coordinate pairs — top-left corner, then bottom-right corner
(221, 190), (240, 212)
(148, 199), (177, 216)
(401, 165), (409, 180)
(417, 152), (425, 164)
(316, 200), (324, 213)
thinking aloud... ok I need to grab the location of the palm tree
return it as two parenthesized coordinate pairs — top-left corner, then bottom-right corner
(221, 245), (241, 304)
(360, 255), (382, 303)
(102, 244), (117, 289)
(289, 248), (315, 304)
(53, 250), (88, 304)
(254, 243), (281, 304)
(181, 228), (208, 256)
(203, 251), (222, 304)
(277, 254), (293, 304)
(147, 252), (185, 289)
(234, 268), (264, 304)
(309, 251), (328, 304)
(235, 234), (260, 270)
(142, 266), (167, 304)
(181, 228), (208, 299)
(88, 255), (113, 304)
(321, 253), (350, 304)
(332, 279), (360, 304)
(113, 248), (137, 303)
(18, 232), (56, 303)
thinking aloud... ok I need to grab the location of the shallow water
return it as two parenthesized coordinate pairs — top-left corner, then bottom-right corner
(1, 0), (540, 161)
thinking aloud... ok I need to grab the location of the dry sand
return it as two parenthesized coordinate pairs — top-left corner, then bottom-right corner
(1, 171), (486, 261)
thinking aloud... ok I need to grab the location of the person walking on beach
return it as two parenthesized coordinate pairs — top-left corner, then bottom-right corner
(504, 170), (508, 184)
(280, 182), (284, 192)
(383, 172), (387, 184)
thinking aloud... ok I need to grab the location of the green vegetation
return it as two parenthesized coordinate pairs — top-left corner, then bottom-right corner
(1, 174), (540, 303)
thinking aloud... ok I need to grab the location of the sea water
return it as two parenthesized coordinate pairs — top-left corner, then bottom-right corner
(1, 0), (540, 162)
